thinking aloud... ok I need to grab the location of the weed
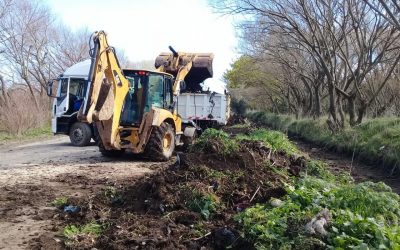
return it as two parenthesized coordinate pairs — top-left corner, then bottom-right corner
(207, 169), (227, 179)
(237, 176), (400, 249)
(186, 191), (219, 220)
(51, 197), (68, 208)
(104, 186), (118, 199)
(192, 129), (239, 156)
(63, 222), (105, 248)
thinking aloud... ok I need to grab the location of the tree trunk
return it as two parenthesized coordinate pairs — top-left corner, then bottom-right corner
(356, 101), (367, 125)
(348, 94), (356, 126)
(337, 95), (345, 129)
(328, 83), (339, 131)
(313, 84), (321, 118)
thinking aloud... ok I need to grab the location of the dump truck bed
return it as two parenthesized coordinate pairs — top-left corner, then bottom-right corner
(177, 92), (230, 126)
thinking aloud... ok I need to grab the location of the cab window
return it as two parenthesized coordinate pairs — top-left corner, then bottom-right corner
(164, 76), (173, 109)
(148, 74), (164, 108)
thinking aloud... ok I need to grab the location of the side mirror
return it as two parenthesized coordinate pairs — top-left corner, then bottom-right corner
(47, 80), (53, 97)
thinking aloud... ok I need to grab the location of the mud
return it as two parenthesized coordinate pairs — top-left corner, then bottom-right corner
(0, 137), (163, 250)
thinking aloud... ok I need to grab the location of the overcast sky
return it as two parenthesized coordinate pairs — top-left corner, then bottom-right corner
(45, 0), (238, 93)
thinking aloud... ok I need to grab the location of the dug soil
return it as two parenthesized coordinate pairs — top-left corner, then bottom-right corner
(33, 130), (306, 249)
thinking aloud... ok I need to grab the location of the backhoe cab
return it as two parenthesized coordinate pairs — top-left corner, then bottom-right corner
(78, 31), (214, 160)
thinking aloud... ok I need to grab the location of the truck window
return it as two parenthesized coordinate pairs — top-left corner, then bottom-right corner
(148, 74), (164, 108)
(69, 78), (86, 98)
(59, 78), (69, 98)
(120, 76), (147, 125)
(164, 77), (173, 109)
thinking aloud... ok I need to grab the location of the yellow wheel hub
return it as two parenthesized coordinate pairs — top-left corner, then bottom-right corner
(163, 133), (172, 150)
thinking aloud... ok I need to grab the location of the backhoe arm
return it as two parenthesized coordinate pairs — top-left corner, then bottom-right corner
(78, 31), (129, 149)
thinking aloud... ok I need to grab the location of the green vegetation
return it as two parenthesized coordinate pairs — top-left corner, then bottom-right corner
(237, 168), (400, 249)
(0, 124), (52, 144)
(192, 129), (239, 156)
(238, 129), (299, 155)
(248, 112), (400, 172)
(63, 222), (105, 247)
(217, 126), (400, 249)
(194, 127), (298, 157)
(51, 197), (68, 208)
(186, 191), (219, 220)
(64, 222), (104, 238)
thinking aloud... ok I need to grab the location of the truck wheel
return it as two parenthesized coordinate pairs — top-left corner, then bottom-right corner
(145, 122), (175, 161)
(69, 122), (92, 146)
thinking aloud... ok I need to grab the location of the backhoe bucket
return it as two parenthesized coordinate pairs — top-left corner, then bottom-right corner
(155, 52), (214, 92)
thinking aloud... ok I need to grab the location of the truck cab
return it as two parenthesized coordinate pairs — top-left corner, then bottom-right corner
(48, 60), (94, 146)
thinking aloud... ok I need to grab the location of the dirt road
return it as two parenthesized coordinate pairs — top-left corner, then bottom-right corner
(0, 136), (164, 250)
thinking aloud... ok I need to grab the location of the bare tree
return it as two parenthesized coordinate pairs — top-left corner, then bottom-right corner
(214, 0), (400, 130)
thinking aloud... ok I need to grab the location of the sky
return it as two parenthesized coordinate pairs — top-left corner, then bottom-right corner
(45, 0), (239, 93)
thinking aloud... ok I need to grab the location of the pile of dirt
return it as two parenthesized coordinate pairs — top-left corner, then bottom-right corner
(226, 114), (248, 126)
(45, 134), (306, 249)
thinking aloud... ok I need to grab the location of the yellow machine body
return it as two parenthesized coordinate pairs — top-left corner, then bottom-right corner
(78, 31), (213, 159)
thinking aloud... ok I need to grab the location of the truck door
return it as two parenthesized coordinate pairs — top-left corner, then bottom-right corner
(55, 77), (70, 116)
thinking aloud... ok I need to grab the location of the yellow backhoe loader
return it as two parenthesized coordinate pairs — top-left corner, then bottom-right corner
(78, 31), (214, 160)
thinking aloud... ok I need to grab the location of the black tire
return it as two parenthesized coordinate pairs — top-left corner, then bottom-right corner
(69, 122), (92, 146)
(145, 122), (175, 161)
(93, 124), (125, 158)
(98, 140), (125, 157)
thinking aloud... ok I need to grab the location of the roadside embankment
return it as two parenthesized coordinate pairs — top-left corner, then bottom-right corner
(248, 112), (400, 175)
(0, 125), (52, 145)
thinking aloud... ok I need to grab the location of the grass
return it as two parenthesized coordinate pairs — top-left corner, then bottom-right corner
(0, 124), (52, 144)
(248, 112), (400, 173)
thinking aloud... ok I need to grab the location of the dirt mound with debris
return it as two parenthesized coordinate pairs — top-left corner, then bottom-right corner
(47, 132), (306, 249)
(226, 114), (248, 126)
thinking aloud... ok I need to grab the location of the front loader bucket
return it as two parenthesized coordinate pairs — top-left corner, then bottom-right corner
(155, 52), (214, 91)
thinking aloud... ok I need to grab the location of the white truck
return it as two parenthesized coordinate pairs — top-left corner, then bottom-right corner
(177, 92), (230, 129)
(48, 60), (95, 146)
(47, 60), (230, 146)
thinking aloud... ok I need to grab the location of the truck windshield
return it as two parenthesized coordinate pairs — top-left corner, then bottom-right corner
(120, 72), (164, 125)
(69, 78), (86, 98)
